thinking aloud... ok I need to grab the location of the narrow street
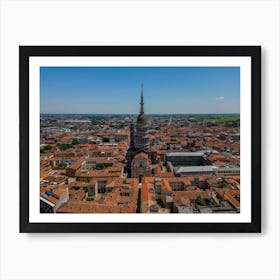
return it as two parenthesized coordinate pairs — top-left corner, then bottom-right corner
(136, 183), (142, 213)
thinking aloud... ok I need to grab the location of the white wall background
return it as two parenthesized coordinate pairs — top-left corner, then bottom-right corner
(0, 0), (279, 279)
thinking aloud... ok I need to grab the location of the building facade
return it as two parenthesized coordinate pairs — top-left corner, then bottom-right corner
(126, 86), (151, 180)
(131, 152), (150, 180)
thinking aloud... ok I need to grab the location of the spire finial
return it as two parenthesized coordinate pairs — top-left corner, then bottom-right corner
(140, 84), (144, 114)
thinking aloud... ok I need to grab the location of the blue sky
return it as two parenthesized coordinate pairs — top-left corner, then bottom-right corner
(40, 67), (240, 114)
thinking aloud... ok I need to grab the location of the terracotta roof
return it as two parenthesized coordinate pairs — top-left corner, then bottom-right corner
(141, 177), (154, 202)
(46, 195), (58, 204)
(134, 152), (148, 159)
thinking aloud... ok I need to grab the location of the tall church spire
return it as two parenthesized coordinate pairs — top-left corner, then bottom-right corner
(134, 84), (149, 151)
(140, 84), (144, 115)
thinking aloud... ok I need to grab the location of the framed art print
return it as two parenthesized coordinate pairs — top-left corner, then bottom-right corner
(19, 46), (261, 233)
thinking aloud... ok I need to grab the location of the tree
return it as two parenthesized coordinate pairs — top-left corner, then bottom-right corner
(166, 165), (172, 172)
(56, 143), (73, 151)
(196, 196), (207, 206)
(72, 139), (79, 145)
(40, 145), (52, 153)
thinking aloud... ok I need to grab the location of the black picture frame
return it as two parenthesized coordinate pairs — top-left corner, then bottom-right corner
(20, 46), (261, 233)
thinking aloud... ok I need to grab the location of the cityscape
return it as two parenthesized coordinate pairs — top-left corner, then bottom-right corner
(40, 67), (240, 214)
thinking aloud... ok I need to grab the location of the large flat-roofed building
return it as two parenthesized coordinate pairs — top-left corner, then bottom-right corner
(174, 166), (240, 177)
(215, 167), (240, 175)
(166, 151), (205, 166)
(174, 165), (216, 176)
